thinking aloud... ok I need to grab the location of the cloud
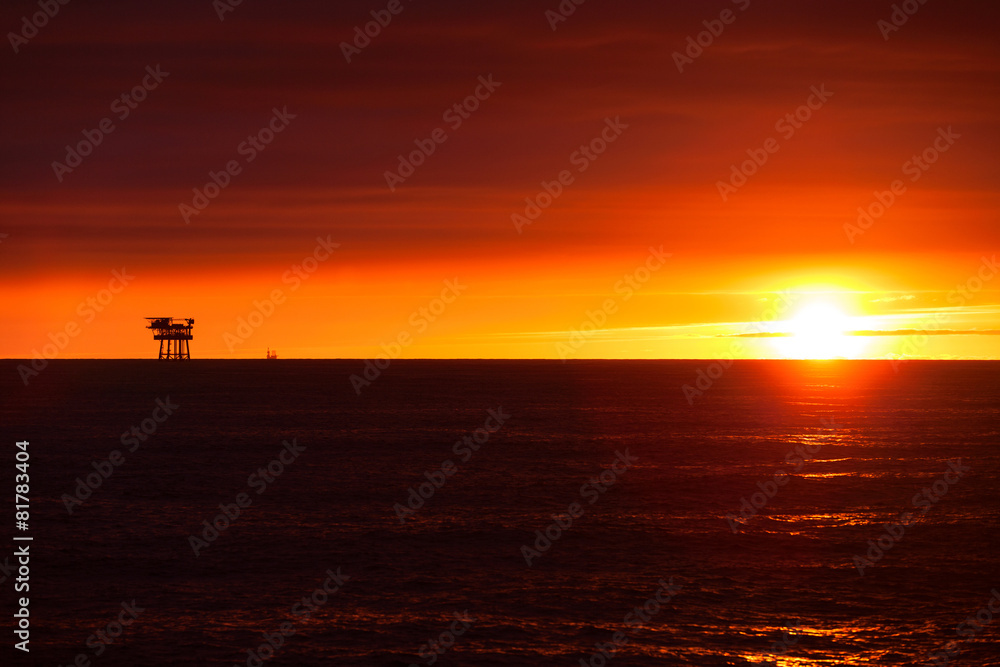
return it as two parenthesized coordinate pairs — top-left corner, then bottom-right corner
(870, 294), (917, 303)
(727, 329), (1000, 338)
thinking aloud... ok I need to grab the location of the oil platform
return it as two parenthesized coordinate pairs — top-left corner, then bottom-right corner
(146, 317), (194, 360)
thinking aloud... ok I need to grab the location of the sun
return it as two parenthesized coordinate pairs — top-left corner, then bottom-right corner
(775, 302), (865, 359)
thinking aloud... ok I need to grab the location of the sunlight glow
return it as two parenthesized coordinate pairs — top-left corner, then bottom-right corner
(774, 302), (867, 359)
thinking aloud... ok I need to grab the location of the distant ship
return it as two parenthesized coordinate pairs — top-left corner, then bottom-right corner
(266, 347), (278, 359)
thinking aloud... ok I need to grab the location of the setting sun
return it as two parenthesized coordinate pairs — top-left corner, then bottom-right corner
(776, 302), (867, 359)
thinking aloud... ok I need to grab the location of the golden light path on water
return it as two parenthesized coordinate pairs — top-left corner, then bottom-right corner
(736, 624), (909, 665)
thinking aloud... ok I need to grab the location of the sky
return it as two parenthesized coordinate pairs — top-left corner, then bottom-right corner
(2, 0), (999, 360)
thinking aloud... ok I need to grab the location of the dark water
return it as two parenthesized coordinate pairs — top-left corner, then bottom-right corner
(2, 360), (999, 666)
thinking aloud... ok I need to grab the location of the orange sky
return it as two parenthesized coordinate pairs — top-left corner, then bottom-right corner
(2, 0), (999, 360)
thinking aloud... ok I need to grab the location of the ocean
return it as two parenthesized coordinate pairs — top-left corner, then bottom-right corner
(2, 359), (999, 666)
